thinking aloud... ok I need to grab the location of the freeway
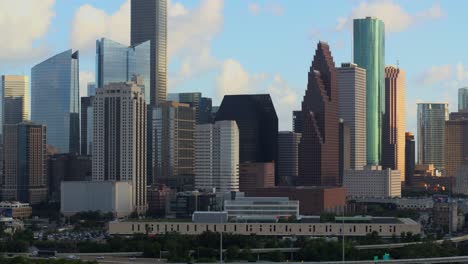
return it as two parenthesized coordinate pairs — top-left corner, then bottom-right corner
(356, 234), (468, 250)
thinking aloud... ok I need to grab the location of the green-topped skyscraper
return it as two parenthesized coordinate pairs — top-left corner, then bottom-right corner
(353, 17), (385, 166)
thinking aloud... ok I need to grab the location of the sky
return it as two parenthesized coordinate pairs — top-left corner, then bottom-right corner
(1, 0), (467, 134)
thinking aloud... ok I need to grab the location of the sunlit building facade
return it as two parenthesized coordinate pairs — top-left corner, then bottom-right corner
(417, 103), (449, 171)
(2, 75), (29, 125)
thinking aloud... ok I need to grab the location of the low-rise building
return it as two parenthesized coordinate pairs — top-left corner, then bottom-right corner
(344, 166), (401, 198)
(109, 217), (421, 237)
(353, 197), (434, 211)
(224, 197), (299, 221)
(0, 201), (32, 219)
(60, 181), (133, 217)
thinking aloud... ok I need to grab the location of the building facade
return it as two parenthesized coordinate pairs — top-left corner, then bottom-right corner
(417, 103), (449, 171)
(168, 93), (213, 124)
(459, 87), (468, 112)
(195, 121), (239, 192)
(93, 82), (147, 214)
(297, 42), (339, 186)
(109, 218), (421, 237)
(215, 94), (278, 183)
(382, 66), (406, 181)
(80, 96), (94, 155)
(445, 118), (468, 177)
(337, 63), (366, 170)
(153, 101), (195, 190)
(339, 120), (351, 185)
(353, 17), (385, 166)
(277, 132), (301, 185)
(2, 75), (29, 125)
(31, 50), (80, 154)
(131, 0), (167, 106)
(1, 122), (47, 205)
(344, 166), (401, 198)
(224, 197), (299, 221)
(405, 132), (416, 186)
(239, 162), (275, 196)
(96, 38), (151, 103)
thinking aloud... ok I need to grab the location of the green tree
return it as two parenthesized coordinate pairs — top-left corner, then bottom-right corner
(226, 246), (240, 261)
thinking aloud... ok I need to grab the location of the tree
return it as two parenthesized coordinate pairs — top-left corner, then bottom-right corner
(143, 241), (161, 258)
(226, 246), (240, 261)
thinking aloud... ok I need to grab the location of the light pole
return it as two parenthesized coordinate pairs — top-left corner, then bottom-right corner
(342, 206), (345, 263)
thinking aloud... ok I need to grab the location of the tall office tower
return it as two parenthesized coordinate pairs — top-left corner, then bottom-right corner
(445, 118), (468, 177)
(93, 82), (147, 214)
(195, 121), (240, 192)
(31, 50), (80, 154)
(215, 94), (279, 183)
(354, 17), (385, 166)
(96, 38), (151, 103)
(277, 132), (301, 185)
(405, 132), (415, 186)
(168, 92), (213, 124)
(459, 87), (468, 112)
(382, 66), (406, 181)
(417, 103), (449, 171)
(292, 110), (304, 133)
(2, 75), (29, 125)
(337, 63), (367, 170)
(87, 82), (97, 96)
(297, 41), (339, 186)
(80, 96), (94, 155)
(1, 122), (47, 205)
(153, 101), (195, 189)
(131, 0), (167, 106)
(339, 120), (351, 185)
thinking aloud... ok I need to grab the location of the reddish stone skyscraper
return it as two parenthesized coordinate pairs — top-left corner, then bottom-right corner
(298, 42), (339, 186)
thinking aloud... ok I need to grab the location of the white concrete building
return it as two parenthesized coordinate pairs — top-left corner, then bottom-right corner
(344, 165), (401, 198)
(61, 181), (133, 217)
(195, 120), (239, 192)
(93, 82), (147, 214)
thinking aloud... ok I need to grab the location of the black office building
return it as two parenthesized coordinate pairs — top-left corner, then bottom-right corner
(80, 96), (94, 155)
(215, 94), (279, 183)
(405, 132), (416, 186)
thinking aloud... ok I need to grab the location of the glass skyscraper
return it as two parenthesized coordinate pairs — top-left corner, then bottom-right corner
(417, 103), (449, 171)
(31, 50), (80, 154)
(459, 87), (468, 112)
(353, 17), (385, 166)
(131, 0), (168, 106)
(96, 38), (151, 103)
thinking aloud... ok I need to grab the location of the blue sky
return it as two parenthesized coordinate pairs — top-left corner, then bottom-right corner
(1, 0), (467, 133)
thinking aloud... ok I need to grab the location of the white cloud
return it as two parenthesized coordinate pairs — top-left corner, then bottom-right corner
(247, 2), (284, 16)
(0, 0), (55, 62)
(415, 64), (453, 85)
(336, 0), (444, 32)
(456, 63), (468, 82)
(216, 59), (298, 130)
(70, 0), (130, 53)
(79, 71), (95, 97)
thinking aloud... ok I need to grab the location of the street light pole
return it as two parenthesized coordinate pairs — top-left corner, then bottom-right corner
(342, 206), (345, 263)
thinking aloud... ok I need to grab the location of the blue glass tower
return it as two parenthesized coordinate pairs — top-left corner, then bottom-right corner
(31, 50), (80, 154)
(353, 17), (385, 166)
(96, 38), (151, 103)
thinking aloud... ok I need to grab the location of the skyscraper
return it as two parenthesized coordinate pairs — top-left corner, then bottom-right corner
(405, 132), (415, 186)
(459, 87), (468, 112)
(80, 96), (94, 155)
(445, 118), (468, 177)
(297, 41), (339, 186)
(93, 82), (147, 214)
(215, 94), (279, 183)
(2, 75), (29, 125)
(1, 122), (47, 205)
(31, 50), (80, 154)
(152, 101), (195, 189)
(131, 0), (167, 106)
(168, 92), (213, 124)
(195, 121), (240, 192)
(96, 38), (151, 103)
(337, 63), (366, 170)
(382, 66), (406, 181)
(417, 103), (449, 171)
(277, 132), (301, 185)
(87, 82), (97, 97)
(339, 120), (351, 185)
(353, 17), (385, 166)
